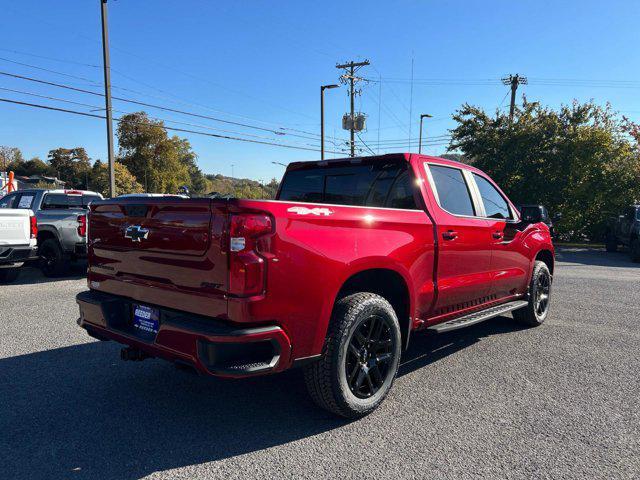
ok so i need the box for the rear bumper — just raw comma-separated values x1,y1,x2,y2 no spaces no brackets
0,245,37,266
76,290,292,378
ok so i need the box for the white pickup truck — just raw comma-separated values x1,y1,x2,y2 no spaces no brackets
0,206,37,282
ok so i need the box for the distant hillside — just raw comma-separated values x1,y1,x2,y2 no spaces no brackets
204,174,280,199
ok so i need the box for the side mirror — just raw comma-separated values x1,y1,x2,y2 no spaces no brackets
552,212,562,222
519,206,543,223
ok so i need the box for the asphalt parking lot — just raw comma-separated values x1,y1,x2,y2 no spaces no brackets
1,248,638,480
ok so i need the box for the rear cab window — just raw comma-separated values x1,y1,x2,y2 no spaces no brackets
0,193,17,208
278,160,419,210
42,193,100,210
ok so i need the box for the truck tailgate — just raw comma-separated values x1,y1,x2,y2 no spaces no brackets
88,198,228,318
0,209,31,246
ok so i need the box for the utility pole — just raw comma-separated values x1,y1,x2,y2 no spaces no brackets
418,114,433,154
320,84,339,160
501,74,527,123
100,0,116,197
336,60,369,157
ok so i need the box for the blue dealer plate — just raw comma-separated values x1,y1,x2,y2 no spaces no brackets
132,304,160,337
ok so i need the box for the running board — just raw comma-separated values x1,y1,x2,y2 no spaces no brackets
427,300,529,333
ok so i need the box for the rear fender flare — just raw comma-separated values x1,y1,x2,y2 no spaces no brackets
310,257,415,355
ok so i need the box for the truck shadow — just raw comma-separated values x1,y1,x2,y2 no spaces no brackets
0,316,522,480
398,315,527,377
7,264,86,285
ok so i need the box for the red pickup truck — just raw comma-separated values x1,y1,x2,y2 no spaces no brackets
77,154,554,418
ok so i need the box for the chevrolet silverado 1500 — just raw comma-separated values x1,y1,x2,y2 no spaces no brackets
0,189,102,276
77,154,555,417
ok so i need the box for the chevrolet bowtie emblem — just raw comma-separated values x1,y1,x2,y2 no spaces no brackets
124,225,149,242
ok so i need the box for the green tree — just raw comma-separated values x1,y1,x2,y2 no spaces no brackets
116,112,192,194
449,99,640,240
90,160,144,197
170,136,208,194
47,147,92,188
1,146,24,172
17,158,53,177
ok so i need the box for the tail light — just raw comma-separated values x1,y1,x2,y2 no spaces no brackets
77,214,87,237
228,213,273,296
30,216,37,239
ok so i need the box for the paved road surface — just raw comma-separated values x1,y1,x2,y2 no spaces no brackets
1,249,638,479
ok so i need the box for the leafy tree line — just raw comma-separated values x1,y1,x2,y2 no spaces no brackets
1,111,280,198
448,99,640,241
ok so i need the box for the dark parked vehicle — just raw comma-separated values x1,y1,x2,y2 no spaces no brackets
605,205,640,262
0,189,103,275
518,205,558,237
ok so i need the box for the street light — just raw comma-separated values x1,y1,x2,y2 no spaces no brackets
271,161,288,167
418,113,433,154
321,84,340,160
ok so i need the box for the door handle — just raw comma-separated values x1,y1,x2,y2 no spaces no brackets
442,230,458,240
492,232,504,240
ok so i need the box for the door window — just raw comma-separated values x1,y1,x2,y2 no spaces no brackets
428,165,475,216
473,174,512,220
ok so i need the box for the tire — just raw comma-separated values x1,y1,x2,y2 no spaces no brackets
303,292,402,419
0,267,20,283
605,232,618,252
630,238,640,263
39,239,68,277
513,260,552,327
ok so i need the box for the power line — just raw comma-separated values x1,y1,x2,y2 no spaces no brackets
0,96,350,155
0,48,101,68
0,69,342,144
0,86,335,148
356,132,376,156
0,56,101,86
0,54,342,140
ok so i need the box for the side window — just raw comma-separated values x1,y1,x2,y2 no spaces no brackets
386,171,418,209
0,193,17,208
473,174,512,220
16,194,35,209
428,165,475,216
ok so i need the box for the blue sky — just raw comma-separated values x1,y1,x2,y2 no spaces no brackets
1,0,638,182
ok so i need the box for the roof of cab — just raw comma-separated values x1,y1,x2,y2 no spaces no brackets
286,153,480,174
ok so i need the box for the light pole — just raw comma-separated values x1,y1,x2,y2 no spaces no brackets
320,84,339,160
271,161,287,167
418,113,433,154
100,0,115,198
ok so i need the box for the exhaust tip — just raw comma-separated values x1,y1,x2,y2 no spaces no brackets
120,346,150,361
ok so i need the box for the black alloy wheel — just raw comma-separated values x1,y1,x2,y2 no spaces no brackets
534,268,551,317
345,314,395,399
